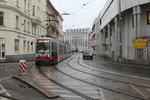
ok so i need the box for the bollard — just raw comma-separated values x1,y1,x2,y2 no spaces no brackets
19,60,27,75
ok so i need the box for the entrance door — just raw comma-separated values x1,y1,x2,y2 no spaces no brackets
0,39,5,59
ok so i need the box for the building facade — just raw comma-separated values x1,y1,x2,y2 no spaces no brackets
93,0,150,64
46,0,63,41
0,0,47,61
64,28,91,52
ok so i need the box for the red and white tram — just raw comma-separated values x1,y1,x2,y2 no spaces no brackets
35,36,71,66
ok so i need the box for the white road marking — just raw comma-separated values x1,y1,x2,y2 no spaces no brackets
129,85,146,98
0,84,11,97
79,55,150,81
52,89,101,94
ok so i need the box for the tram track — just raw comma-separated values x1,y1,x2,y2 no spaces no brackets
69,55,150,89
37,66,97,100
54,54,149,100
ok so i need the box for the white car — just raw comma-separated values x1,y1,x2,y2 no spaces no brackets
83,49,93,59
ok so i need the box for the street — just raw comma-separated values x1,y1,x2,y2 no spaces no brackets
0,53,150,100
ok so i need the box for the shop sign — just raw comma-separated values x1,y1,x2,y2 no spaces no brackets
132,39,148,48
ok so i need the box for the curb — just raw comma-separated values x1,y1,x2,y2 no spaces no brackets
109,62,150,70
13,75,62,99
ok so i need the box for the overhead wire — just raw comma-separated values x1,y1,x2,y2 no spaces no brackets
73,0,98,15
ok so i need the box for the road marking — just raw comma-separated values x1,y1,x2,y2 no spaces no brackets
0,75,13,82
0,84,11,97
52,89,102,94
129,85,146,98
79,55,150,81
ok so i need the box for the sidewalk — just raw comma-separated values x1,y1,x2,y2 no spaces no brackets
13,75,62,100
94,56,150,70
0,84,11,100
13,65,64,100
0,62,64,100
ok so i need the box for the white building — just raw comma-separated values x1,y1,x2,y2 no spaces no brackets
64,28,91,52
93,0,150,64
0,0,47,61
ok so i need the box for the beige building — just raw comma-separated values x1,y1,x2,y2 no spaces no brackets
46,0,63,41
0,0,47,61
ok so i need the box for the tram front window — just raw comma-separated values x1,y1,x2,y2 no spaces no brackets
36,40,51,54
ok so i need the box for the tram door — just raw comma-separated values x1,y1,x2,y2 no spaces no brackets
0,39,5,59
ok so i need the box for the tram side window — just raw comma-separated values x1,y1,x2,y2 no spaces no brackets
59,43,62,55
52,42,57,56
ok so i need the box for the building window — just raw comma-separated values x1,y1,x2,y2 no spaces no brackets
23,40,26,52
24,20,26,31
100,19,102,25
32,5,35,16
24,0,27,12
16,0,19,7
15,39,20,52
31,41,33,52
16,16,19,29
0,12,4,25
37,7,40,16
28,3,30,14
105,45,108,51
132,15,134,27
105,30,108,39
27,41,30,52
32,24,36,34
28,22,30,32
147,11,150,25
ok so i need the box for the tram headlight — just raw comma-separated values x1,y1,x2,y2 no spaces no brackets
36,55,39,57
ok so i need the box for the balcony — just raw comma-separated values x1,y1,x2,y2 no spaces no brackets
31,16,41,25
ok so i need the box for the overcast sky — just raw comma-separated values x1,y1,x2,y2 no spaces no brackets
50,0,107,31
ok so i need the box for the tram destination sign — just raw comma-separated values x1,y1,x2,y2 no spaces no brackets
38,40,50,43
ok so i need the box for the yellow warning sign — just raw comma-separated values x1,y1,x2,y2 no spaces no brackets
132,39,148,48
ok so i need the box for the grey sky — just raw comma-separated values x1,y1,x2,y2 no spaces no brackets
50,0,107,30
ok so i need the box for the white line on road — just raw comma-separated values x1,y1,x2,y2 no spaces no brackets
79,55,150,81
129,85,146,98
0,84,11,97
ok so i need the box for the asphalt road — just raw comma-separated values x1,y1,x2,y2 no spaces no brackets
32,54,150,100
0,54,150,100
82,55,150,78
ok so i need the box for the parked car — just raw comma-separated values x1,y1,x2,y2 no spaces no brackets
83,49,93,59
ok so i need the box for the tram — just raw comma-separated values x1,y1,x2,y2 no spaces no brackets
35,36,71,66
